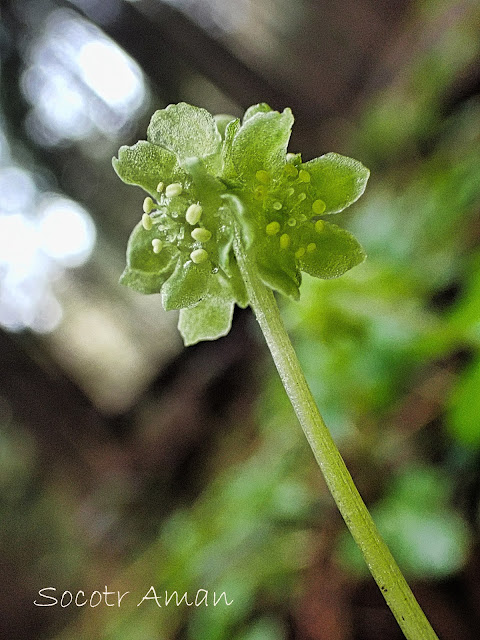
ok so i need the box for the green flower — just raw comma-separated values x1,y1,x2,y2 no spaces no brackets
113,102,368,344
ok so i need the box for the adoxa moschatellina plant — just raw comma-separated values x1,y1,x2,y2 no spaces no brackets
114,102,439,640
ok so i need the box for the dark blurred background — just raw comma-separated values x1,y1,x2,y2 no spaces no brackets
1,0,480,638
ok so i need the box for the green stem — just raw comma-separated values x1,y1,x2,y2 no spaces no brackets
233,229,439,640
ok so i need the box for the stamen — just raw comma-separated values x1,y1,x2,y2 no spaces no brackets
315,220,325,233
143,197,155,214
156,181,164,193
266,221,281,236
142,213,153,231
273,201,283,210
191,227,212,242
152,239,163,253
312,199,326,214
307,243,316,252
165,183,183,198
279,233,290,249
185,203,203,225
298,170,311,183
295,247,305,258
190,248,209,264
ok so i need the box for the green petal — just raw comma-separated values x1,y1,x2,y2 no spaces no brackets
297,222,366,279
214,113,236,140
232,108,294,183
147,103,222,171
243,103,273,122
120,221,176,294
302,152,369,214
161,259,211,311
178,294,234,346
112,141,183,199
221,118,241,186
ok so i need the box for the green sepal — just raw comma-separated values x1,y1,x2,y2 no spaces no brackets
221,194,256,248
112,141,183,199
178,278,235,345
147,103,222,172
178,297,235,346
219,265,249,308
161,258,211,311
257,241,301,300
302,153,370,214
231,108,294,183
120,221,177,294
297,222,366,279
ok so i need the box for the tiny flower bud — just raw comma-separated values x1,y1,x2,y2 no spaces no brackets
295,247,305,258
307,242,316,252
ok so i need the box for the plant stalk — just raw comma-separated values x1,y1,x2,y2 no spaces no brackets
233,228,439,640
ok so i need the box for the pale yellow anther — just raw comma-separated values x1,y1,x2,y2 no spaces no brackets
286,153,297,162
273,201,282,210
152,239,163,253
143,197,155,214
191,227,212,242
307,242,316,252
255,170,270,184
156,181,164,193
190,248,209,264
286,187,295,196
315,219,325,233
279,233,290,249
298,192,306,202
312,199,326,215
287,218,297,226
295,247,305,258
165,182,183,198
266,221,281,236
185,203,203,225
142,213,153,231
298,170,311,183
